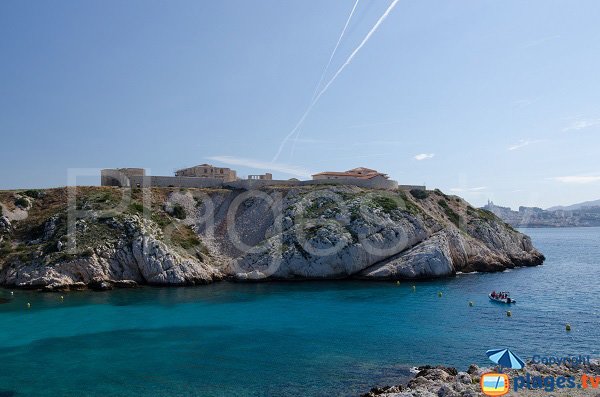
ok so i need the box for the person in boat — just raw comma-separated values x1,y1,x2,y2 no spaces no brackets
492,291,497,298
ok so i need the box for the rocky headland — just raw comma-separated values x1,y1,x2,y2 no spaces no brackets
0,185,544,291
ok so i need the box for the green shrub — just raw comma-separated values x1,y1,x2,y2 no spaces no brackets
0,241,11,256
410,189,428,199
128,202,146,214
438,199,460,226
171,225,205,252
373,196,399,213
14,197,29,208
23,190,42,199
397,191,421,215
476,208,497,221
172,204,186,220
152,213,171,228
445,209,460,227
92,192,114,203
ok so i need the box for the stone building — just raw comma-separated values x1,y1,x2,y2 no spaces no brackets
100,168,146,187
174,164,237,182
247,173,272,180
100,165,402,191
312,167,389,182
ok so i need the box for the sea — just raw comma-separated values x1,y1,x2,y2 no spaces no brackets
0,227,598,396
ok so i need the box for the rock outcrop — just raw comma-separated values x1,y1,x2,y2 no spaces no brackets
0,214,221,291
222,187,543,280
361,361,600,397
0,186,544,290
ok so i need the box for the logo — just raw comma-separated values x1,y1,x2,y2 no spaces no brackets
481,373,510,396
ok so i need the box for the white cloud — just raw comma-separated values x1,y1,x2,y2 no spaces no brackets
450,186,487,193
414,153,435,161
522,35,561,49
207,156,313,178
563,118,600,132
552,175,600,184
508,139,542,151
513,98,537,109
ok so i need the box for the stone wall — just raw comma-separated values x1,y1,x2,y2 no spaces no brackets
303,177,398,190
101,168,145,187
398,184,426,191
105,172,401,191
226,177,397,190
174,164,237,182
128,176,224,189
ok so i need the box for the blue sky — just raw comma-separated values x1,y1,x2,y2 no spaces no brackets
1,0,599,208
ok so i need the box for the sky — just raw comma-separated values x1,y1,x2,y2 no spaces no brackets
1,0,599,209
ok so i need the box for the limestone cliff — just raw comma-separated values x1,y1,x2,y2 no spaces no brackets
0,186,544,290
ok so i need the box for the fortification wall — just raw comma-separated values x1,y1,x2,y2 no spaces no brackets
101,168,145,187
226,177,398,190
302,178,398,190
128,176,224,189
398,185,426,191
105,173,400,191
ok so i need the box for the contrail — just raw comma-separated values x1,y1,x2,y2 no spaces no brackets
288,0,360,160
311,0,360,102
273,0,400,162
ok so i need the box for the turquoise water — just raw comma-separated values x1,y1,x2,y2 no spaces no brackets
1,227,599,396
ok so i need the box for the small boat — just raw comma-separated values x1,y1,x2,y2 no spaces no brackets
489,291,516,304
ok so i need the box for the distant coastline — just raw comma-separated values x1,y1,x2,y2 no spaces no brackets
482,201,600,228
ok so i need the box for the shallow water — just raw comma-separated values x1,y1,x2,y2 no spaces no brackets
0,227,598,396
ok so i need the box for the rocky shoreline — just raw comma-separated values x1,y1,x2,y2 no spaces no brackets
1,186,544,291
361,361,600,397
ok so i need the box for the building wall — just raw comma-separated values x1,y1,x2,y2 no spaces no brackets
102,172,399,191
175,165,237,182
128,175,224,189
226,176,398,190
248,173,272,180
398,185,426,191
305,176,398,190
312,174,334,180
101,168,145,187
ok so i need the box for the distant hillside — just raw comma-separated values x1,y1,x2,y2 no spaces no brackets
483,200,600,228
547,198,600,211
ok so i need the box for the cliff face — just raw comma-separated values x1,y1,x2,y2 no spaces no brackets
0,186,544,290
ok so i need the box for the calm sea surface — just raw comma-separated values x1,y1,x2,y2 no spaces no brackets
1,227,599,396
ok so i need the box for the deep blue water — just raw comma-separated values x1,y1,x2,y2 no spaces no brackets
1,227,599,396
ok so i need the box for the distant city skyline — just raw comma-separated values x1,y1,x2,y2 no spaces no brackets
1,0,599,209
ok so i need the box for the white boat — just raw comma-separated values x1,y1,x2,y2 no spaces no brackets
489,292,516,304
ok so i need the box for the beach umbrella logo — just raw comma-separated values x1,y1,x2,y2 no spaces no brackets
486,348,526,370
480,373,510,396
